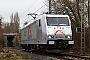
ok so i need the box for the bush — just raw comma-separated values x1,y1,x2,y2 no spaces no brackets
0,38,4,47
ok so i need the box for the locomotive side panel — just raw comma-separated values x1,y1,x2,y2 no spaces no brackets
21,20,38,44
28,21,37,44
39,15,47,44
21,26,28,44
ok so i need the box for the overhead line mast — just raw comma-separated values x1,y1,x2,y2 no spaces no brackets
49,0,55,14
49,0,51,14
79,0,88,55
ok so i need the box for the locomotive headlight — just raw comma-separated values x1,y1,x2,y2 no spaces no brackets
65,36,71,38
48,36,52,38
67,36,71,38
48,35,54,39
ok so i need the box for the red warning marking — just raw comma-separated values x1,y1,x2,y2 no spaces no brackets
28,26,32,35
54,30,64,34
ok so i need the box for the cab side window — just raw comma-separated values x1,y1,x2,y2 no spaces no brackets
39,19,41,27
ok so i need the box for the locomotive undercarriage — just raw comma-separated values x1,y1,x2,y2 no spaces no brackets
21,40,73,53
46,40,73,53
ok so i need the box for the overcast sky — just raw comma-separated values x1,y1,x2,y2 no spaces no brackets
0,0,47,27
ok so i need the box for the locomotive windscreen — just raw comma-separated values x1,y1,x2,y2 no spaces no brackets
46,17,69,26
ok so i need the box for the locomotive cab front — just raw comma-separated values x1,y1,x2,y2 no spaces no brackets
45,15,74,52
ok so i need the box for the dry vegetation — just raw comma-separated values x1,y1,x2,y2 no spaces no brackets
0,49,35,60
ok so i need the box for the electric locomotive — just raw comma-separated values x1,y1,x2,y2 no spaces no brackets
21,14,74,53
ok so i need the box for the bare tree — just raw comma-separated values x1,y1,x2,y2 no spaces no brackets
14,12,20,33
0,15,3,38
48,0,88,26
0,15,4,47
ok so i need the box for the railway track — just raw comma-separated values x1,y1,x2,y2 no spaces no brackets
3,47,90,60
33,52,90,60
58,54,90,60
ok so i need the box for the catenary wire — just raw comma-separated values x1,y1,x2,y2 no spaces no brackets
20,4,46,24
42,0,49,7
20,0,37,17
34,4,46,13
20,0,46,25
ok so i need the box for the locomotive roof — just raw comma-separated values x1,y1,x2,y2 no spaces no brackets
45,14,69,17
21,19,36,29
21,14,69,29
